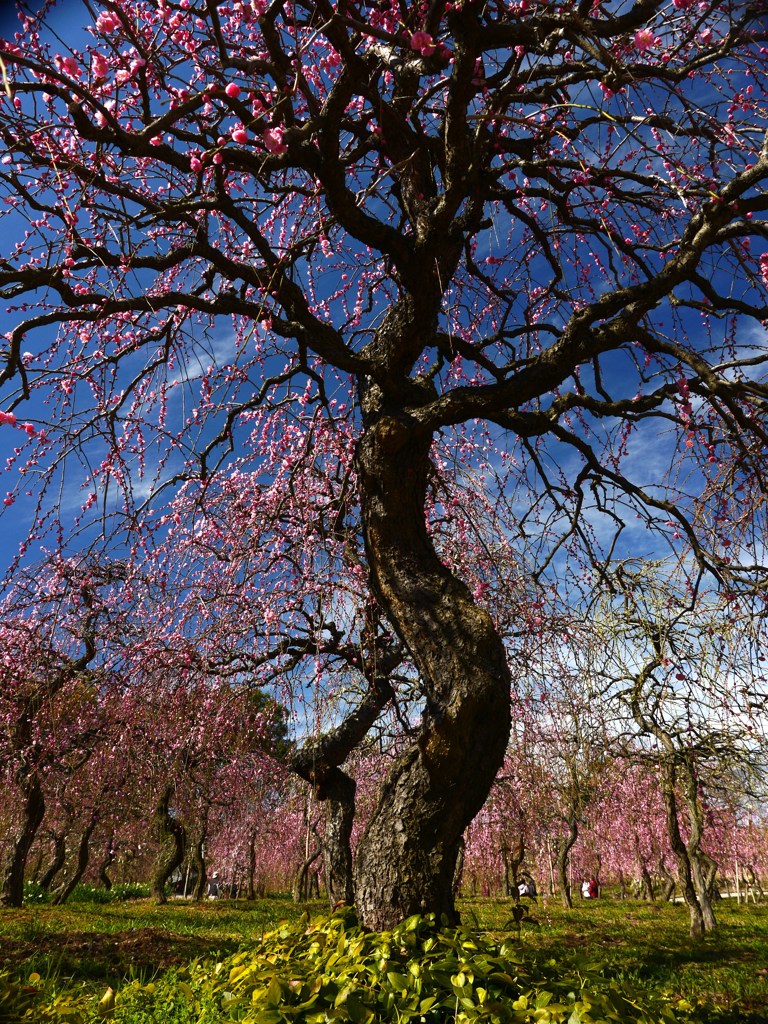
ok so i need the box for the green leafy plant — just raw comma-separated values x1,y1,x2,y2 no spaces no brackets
107,909,710,1024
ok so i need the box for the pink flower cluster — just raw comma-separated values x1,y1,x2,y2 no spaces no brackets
96,11,121,33
633,29,660,53
410,31,435,57
0,410,35,435
263,125,287,154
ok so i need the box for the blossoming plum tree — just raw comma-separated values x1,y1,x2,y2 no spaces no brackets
0,0,767,928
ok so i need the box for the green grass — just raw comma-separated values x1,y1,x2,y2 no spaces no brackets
1,892,766,1022
463,893,768,1018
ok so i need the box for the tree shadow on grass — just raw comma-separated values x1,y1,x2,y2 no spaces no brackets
0,926,241,983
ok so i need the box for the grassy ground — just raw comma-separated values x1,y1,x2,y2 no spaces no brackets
1,892,767,1021
463,894,768,1018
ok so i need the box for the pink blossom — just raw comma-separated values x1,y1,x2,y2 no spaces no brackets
189,155,203,172
54,54,82,79
262,126,287,154
409,32,435,57
22,423,36,436
95,11,120,33
633,29,659,53
231,126,249,144
699,28,713,45
91,52,109,78
0,411,17,426
672,0,695,8
225,82,241,99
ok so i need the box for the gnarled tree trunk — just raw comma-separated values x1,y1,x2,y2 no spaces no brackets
658,858,677,902
0,773,45,908
39,832,67,891
52,814,97,905
659,760,704,939
151,785,187,905
97,834,116,890
554,814,579,909
293,846,322,902
353,412,511,930
634,832,655,900
501,835,525,897
191,828,208,902
681,757,717,932
322,769,356,906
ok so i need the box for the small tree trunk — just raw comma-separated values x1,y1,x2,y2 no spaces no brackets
151,785,187,905
453,835,466,896
0,773,46,908
246,835,257,900
658,859,676,901
191,831,208,902
554,816,578,909
51,815,97,905
97,836,116,891
322,769,356,905
500,835,525,897
293,847,322,902
29,847,45,884
633,834,655,900
39,833,67,891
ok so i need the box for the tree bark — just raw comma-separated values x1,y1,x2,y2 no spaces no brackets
354,411,511,930
321,768,356,905
0,773,46,908
151,785,187,904
246,835,257,899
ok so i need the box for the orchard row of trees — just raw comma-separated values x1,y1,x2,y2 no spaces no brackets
2,547,766,944
0,0,766,938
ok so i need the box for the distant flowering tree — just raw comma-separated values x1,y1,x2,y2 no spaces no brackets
0,557,129,907
1,0,767,928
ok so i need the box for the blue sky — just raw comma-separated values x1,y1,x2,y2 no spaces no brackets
0,0,765,601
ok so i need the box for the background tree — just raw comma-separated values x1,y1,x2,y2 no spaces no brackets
0,0,767,928
585,562,768,937
0,558,130,907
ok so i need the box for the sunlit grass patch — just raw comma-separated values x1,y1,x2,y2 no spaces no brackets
1,894,767,1021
